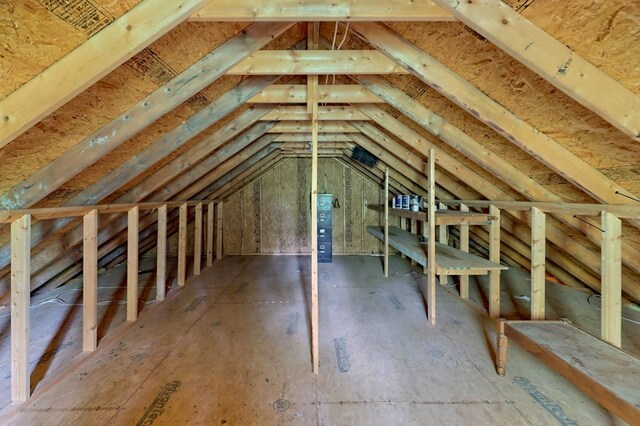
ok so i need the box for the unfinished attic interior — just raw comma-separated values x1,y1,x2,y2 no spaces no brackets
1,0,640,423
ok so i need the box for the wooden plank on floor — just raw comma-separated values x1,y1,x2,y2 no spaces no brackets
505,321,640,425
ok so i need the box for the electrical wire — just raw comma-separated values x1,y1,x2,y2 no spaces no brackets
587,294,640,326
0,285,158,321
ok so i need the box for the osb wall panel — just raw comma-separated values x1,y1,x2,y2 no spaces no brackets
224,158,395,255
0,0,141,98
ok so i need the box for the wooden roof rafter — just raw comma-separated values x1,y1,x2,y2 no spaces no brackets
0,21,295,211
349,22,640,211
0,0,209,149
434,0,640,142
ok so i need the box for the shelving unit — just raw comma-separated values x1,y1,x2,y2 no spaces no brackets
367,149,506,324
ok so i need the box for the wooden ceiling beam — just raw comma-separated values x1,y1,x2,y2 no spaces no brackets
268,121,359,133
0,0,209,150
190,0,454,21
261,106,370,121
248,84,383,104
349,22,640,209
434,0,640,142
227,51,409,75
0,21,295,211
274,134,354,142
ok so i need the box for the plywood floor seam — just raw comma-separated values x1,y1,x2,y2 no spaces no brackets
0,255,635,425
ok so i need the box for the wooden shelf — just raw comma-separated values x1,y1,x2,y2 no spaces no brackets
367,226,506,275
368,205,494,225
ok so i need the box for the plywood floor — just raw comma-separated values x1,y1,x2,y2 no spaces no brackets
0,255,634,425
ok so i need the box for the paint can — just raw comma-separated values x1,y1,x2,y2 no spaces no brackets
402,195,410,210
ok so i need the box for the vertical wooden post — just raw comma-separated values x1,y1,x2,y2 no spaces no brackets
83,209,98,352
384,167,389,277
194,202,203,276
488,205,501,319
410,219,417,266
127,206,139,321
601,211,622,347
178,203,188,286
11,214,31,402
496,319,508,376
427,149,436,325
156,204,167,301
400,216,407,259
206,202,214,267
437,202,447,285
216,202,223,260
530,207,546,320
459,203,470,299
308,21,320,375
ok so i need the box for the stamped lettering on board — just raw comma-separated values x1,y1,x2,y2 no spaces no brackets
125,48,211,113
334,337,351,373
38,0,113,37
136,380,182,426
513,376,578,426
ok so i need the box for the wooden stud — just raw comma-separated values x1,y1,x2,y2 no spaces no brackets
11,214,31,402
0,0,209,149
427,149,436,325
309,22,320,374
384,167,389,278
437,202,447,285
489,205,501,319
530,207,546,320
127,206,139,321
156,204,167,302
400,216,407,260
190,0,454,22
216,202,223,260
83,209,98,352
410,219,417,266
194,203,203,276
459,204,470,299
207,202,214,267
496,319,508,376
601,211,622,347
178,204,188,286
